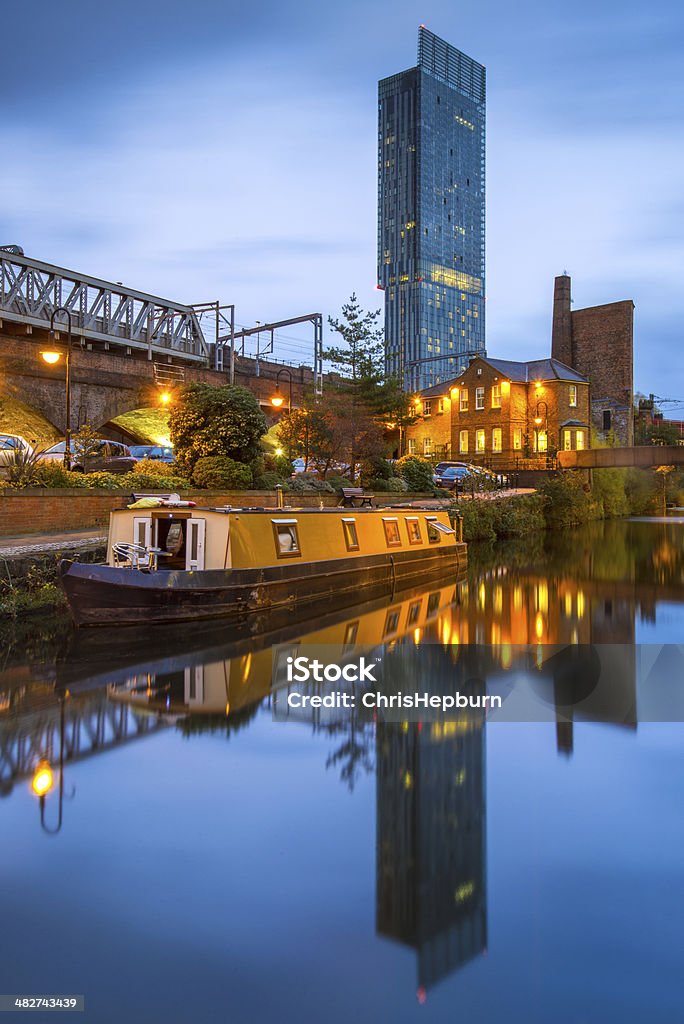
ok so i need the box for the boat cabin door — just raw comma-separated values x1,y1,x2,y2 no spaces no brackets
186,518,205,571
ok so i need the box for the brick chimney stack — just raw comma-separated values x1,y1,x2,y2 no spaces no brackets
551,274,573,367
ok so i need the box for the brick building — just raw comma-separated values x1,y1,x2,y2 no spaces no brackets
406,355,590,467
551,274,634,445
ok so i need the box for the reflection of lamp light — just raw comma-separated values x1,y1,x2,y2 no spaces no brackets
32,760,54,798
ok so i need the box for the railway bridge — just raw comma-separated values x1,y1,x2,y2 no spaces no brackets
0,249,323,437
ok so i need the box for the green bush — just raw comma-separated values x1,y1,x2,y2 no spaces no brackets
131,458,177,479
367,477,392,492
592,468,630,518
364,455,393,481
170,383,267,478
454,499,497,542
538,471,599,529
32,463,89,488
326,474,350,491
396,455,434,492
490,494,545,537
120,471,189,491
387,476,408,492
82,471,124,490
191,456,253,490
289,474,334,493
253,471,290,491
624,468,658,515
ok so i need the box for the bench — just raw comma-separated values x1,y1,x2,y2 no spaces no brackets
338,487,375,508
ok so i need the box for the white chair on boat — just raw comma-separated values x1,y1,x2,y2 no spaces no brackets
112,542,157,570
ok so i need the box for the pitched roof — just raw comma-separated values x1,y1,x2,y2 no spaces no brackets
485,357,588,384
418,378,460,398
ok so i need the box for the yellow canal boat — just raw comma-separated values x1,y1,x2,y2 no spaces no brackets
59,500,466,627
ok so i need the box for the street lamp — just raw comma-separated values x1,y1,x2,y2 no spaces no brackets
534,400,548,454
31,695,73,836
41,308,74,470
270,368,293,413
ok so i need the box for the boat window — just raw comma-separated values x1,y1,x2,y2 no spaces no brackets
407,600,422,625
383,607,401,637
343,621,359,650
382,517,402,547
272,519,301,557
426,517,441,543
405,517,422,545
426,591,441,618
341,517,360,551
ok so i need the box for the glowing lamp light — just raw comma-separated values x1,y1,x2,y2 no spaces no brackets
501,380,510,394
159,391,171,405
275,447,284,457
270,385,285,409
41,350,61,365
32,760,54,798
534,416,542,426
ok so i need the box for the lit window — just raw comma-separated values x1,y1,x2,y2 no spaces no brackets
437,397,446,414
475,387,484,410
576,430,585,450
423,437,433,455
459,430,468,454
342,518,359,551
406,518,422,545
569,384,577,407
383,518,402,547
564,430,572,451
476,429,485,452
407,438,416,456
423,399,432,417
535,430,548,453
492,428,502,453
272,520,301,558
460,390,469,412
513,427,522,451
491,384,501,409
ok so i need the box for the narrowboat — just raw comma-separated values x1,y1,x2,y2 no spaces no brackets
59,500,467,627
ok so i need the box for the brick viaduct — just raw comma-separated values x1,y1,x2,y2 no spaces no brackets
0,324,316,435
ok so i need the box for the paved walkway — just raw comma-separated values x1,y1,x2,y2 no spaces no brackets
0,528,106,558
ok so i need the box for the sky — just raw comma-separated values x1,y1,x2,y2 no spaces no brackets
2,0,683,399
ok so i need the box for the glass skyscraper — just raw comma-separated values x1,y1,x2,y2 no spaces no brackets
378,27,486,390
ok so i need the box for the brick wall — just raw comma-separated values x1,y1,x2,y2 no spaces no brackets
570,301,634,445
407,393,453,458
0,490,432,537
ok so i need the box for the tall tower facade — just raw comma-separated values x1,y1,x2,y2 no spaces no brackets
378,27,486,391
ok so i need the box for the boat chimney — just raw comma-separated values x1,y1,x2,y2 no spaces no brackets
275,484,284,509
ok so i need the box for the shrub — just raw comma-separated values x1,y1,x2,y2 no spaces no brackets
387,476,408,493
82,471,124,490
591,468,630,518
120,471,189,491
32,463,89,488
289,474,334,493
131,458,177,478
624,468,659,515
170,383,267,478
454,499,497,542
364,455,393,481
538,471,599,529
326,474,350,491
367,478,392,492
192,456,253,490
395,455,434,492
253,471,290,491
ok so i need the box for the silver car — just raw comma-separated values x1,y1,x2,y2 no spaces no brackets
0,433,34,474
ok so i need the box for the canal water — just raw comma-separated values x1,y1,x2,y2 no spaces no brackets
1,518,683,1023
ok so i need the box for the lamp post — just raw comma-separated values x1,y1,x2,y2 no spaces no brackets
534,400,548,454
42,308,74,470
31,695,73,836
270,368,293,413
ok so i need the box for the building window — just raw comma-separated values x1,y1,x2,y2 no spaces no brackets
423,399,432,417
491,384,501,409
407,438,416,456
475,387,485,410
423,437,433,456
492,428,502,453
563,430,572,451
272,520,301,558
513,427,522,451
476,429,485,452
459,430,468,454
341,518,359,551
569,385,577,407
405,517,422,545
576,430,586,450
534,430,548,453
602,410,612,431
437,398,446,414
460,390,468,412
383,518,402,547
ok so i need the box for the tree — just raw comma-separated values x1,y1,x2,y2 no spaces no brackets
169,384,267,477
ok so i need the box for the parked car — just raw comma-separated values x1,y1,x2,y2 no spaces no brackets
432,460,469,484
434,465,478,492
0,433,34,475
467,465,510,488
38,439,137,474
129,445,175,464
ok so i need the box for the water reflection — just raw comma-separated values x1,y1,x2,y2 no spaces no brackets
1,519,684,1002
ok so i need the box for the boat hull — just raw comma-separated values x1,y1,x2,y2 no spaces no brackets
60,545,467,627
